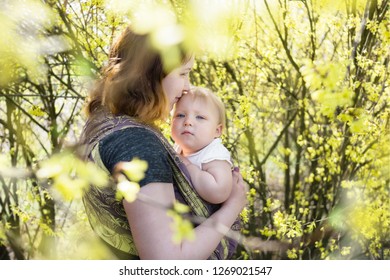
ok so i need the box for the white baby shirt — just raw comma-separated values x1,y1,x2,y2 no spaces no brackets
177,138,233,169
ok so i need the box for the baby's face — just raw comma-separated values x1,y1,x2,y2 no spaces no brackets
171,95,222,156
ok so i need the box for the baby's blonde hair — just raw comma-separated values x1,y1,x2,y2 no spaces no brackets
185,86,226,129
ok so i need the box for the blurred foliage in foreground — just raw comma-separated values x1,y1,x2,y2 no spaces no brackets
0,0,389,260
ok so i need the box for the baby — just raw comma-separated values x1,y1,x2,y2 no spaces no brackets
171,86,232,204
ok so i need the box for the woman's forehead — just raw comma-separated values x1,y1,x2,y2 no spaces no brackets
181,56,194,70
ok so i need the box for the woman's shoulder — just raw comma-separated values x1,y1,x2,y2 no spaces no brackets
100,126,167,156
98,126,173,185
99,126,168,172
102,126,159,145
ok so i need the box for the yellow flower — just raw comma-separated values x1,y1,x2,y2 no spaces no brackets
116,179,140,203
120,158,148,182
167,210,195,244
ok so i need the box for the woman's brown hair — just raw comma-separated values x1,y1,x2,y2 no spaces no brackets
86,26,190,124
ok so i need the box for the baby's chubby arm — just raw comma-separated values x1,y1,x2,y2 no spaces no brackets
181,156,233,204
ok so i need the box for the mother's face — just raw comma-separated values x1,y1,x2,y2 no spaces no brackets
162,57,194,110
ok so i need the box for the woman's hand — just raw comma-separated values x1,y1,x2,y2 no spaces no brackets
223,167,248,212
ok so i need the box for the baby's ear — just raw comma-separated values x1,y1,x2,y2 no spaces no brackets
215,124,223,137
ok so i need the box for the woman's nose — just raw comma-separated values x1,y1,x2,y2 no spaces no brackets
183,79,190,92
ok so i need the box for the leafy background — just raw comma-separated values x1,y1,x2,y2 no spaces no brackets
0,0,389,260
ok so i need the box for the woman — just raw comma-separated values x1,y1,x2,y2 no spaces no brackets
79,25,247,260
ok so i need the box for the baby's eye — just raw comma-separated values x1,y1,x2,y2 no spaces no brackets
176,113,185,118
196,115,206,120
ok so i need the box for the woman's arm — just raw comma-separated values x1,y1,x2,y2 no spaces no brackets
184,159,232,204
123,170,246,259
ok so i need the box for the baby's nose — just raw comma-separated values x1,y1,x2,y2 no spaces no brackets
184,118,192,126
